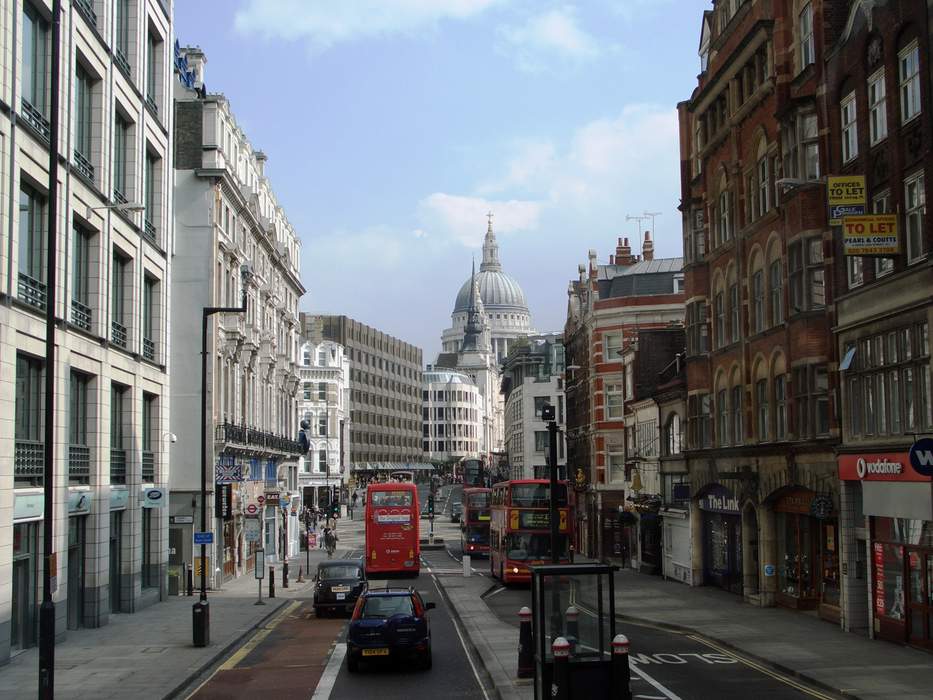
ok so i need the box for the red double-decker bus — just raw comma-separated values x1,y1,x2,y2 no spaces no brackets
489,479,572,584
460,487,491,556
365,482,420,576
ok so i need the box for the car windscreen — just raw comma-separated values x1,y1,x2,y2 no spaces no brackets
320,565,361,580
370,491,413,507
361,596,415,618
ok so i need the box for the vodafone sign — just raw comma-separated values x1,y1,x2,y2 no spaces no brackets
838,452,932,482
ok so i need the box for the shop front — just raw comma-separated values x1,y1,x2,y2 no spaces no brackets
698,485,742,594
839,449,933,650
772,488,840,622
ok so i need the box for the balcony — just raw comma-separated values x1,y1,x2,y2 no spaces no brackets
18,273,47,311
110,448,127,484
142,337,156,362
15,440,44,487
69,445,91,485
113,188,128,206
71,299,92,331
111,320,127,348
73,149,95,181
21,99,50,141
114,48,131,78
74,0,96,26
215,421,304,455
145,94,158,116
143,219,157,245
142,451,155,482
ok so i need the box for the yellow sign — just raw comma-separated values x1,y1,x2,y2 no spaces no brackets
842,215,899,256
559,510,568,532
828,175,866,225
193,557,210,578
510,509,519,530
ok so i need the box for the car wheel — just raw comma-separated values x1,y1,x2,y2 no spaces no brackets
422,650,433,670
347,655,359,673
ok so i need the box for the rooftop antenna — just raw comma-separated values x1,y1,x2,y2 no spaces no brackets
625,214,649,239
643,211,662,239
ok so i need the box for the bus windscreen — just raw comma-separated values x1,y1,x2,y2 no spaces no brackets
467,492,489,508
370,491,413,507
510,483,568,508
505,533,570,561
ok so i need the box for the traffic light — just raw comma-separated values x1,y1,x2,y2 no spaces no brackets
331,501,340,518
428,495,435,516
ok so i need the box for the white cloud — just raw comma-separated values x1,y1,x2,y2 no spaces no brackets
498,6,600,71
234,0,505,49
417,193,543,246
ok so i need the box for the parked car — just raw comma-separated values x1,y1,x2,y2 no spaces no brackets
346,587,435,672
450,501,462,523
313,560,367,617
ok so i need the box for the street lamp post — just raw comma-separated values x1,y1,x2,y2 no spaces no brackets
543,404,560,564
193,264,253,647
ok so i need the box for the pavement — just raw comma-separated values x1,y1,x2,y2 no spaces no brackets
0,548,338,700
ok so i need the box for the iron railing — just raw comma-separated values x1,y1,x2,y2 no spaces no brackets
113,187,128,205
15,440,44,487
73,149,94,181
18,273,47,310
71,299,92,331
21,99,50,141
142,451,155,482
73,0,96,26
145,94,158,116
112,320,127,348
114,48,131,77
142,337,156,362
143,219,157,244
110,448,127,484
216,421,304,455
69,444,91,485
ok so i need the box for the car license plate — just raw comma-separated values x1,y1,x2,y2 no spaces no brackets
336,593,346,600
362,648,390,657
332,585,351,592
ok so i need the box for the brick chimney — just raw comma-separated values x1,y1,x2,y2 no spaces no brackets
615,237,634,266
642,231,654,261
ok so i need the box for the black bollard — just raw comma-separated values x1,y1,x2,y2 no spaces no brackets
551,637,570,700
269,566,276,598
186,563,194,597
517,607,534,678
565,605,579,655
283,561,289,588
612,634,631,700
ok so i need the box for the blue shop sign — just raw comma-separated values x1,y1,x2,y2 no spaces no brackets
909,438,933,478
697,485,740,514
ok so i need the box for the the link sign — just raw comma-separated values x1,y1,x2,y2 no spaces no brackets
842,214,898,256
827,175,866,225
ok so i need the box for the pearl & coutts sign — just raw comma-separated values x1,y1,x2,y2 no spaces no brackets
842,214,898,256
837,452,932,482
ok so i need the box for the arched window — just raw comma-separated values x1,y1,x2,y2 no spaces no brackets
767,240,784,327
749,251,765,334
730,368,744,445
757,138,770,217
716,174,732,246
754,360,769,441
716,374,730,446
727,265,740,343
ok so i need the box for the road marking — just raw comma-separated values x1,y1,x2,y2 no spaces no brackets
310,642,346,700
484,585,507,599
431,574,491,700
183,600,299,698
629,664,684,700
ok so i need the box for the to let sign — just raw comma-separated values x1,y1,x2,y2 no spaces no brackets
827,175,866,225
842,215,898,256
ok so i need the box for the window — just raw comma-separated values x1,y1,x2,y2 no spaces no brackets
115,0,130,68
69,371,90,451
782,112,820,181
22,3,49,133
15,354,44,450
534,431,549,452
868,70,887,144
688,208,705,262
318,450,327,473
113,114,129,202
714,291,725,347
788,237,824,312
603,333,622,361
534,396,551,418
111,383,126,451
686,301,709,355
318,413,327,437
303,383,312,401
768,260,783,326
774,375,787,439
751,269,764,333
664,413,682,455
603,380,625,420
731,384,743,444
142,276,156,360
18,185,46,310
757,154,769,217
146,32,160,110
873,191,894,276
905,172,926,262
141,510,154,588
717,388,730,446
799,2,814,70
608,453,625,483
756,379,769,441
729,283,740,343
847,255,864,289
841,93,858,162
144,152,158,240
688,394,712,449
717,189,732,245
899,41,921,123
794,365,829,438
318,382,327,400
74,65,94,179
111,252,128,347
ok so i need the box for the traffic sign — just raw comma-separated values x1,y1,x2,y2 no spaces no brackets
245,503,258,516
257,495,266,506
193,531,214,545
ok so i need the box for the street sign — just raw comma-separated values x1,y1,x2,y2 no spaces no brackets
245,503,258,516
257,495,266,506
244,517,261,543
193,531,214,545
171,515,194,524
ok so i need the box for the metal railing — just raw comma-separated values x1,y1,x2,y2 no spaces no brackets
73,149,94,181
110,448,127,484
18,273,47,310
71,299,92,331
15,440,44,487
216,421,304,455
69,445,91,485
142,337,156,362
113,187,128,205
143,219,157,244
74,0,96,26
145,94,158,116
112,320,127,348
142,451,155,482
114,48,131,77
21,99,50,141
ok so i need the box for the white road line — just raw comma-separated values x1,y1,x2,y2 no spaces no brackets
629,664,683,700
484,586,507,599
431,574,491,700
310,642,347,700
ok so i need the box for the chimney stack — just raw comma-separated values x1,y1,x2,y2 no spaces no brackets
615,237,634,266
642,231,654,261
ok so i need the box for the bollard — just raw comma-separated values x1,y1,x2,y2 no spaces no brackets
186,563,194,596
517,607,534,678
612,634,632,700
551,637,570,700
565,606,579,654
269,566,276,598
283,561,290,588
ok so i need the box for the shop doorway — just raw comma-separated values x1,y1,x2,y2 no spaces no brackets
697,485,743,594
67,516,87,630
109,511,123,614
11,522,38,651
906,548,933,649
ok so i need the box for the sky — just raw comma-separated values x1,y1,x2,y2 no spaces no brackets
174,0,710,361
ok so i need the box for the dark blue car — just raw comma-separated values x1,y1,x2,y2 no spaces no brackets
346,588,435,672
